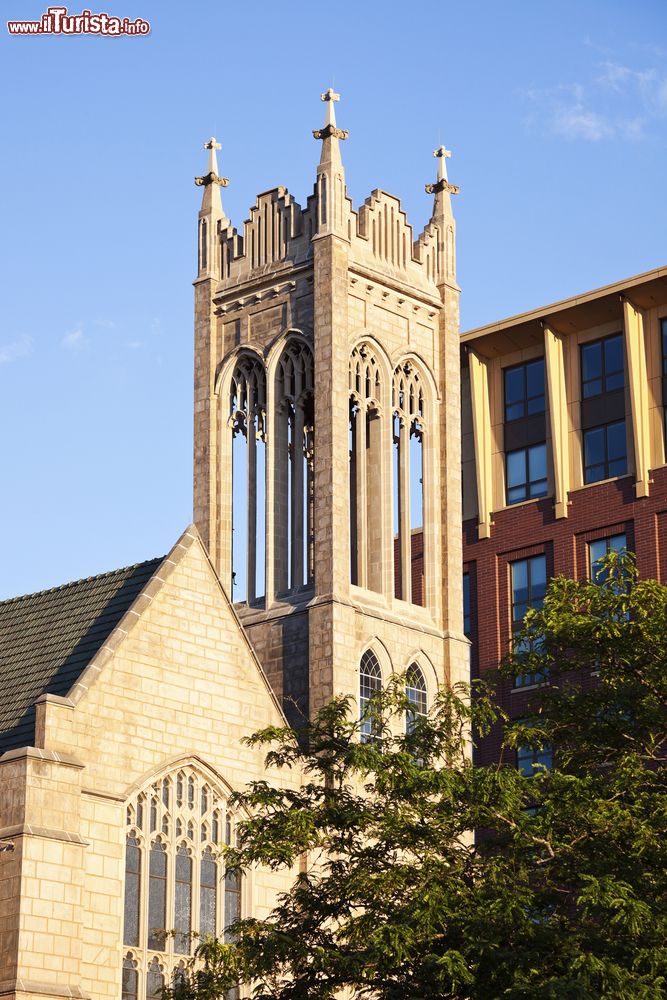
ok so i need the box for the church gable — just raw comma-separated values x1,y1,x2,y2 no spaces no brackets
39,523,287,796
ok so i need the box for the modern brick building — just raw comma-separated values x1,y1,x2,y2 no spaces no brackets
461,267,667,767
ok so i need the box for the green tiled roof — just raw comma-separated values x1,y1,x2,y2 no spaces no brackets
0,557,164,754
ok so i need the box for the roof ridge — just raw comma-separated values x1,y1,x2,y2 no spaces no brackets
0,556,165,608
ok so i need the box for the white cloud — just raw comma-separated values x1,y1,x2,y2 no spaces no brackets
522,55,667,142
552,104,612,141
94,318,116,329
0,334,33,364
61,325,87,352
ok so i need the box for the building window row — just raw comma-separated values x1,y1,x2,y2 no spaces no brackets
465,530,628,680
502,332,630,508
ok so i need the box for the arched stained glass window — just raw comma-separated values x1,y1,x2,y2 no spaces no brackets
405,663,428,734
147,841,167,952
359,650,382,743
200,847,217,939
174,845,193,954
123,836,141,948
122,764,243,995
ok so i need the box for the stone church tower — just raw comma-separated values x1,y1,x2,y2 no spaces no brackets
0,93,468,999
193,91,469,722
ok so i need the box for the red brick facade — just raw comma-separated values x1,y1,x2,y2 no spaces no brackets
463,464,667,765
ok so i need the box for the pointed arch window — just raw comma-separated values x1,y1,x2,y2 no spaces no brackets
405,663,428,733
230,355,267,606
122,765,243,994
275,341,315,593
392,361,426,606
349,345,384,592
359,649,382,743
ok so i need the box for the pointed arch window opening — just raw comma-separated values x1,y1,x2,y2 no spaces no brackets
392,363,427,607
276,343,315,595
406,663,428,734
123,766,243,993
359,649,382,743
230,357,266,606
349,346,384,594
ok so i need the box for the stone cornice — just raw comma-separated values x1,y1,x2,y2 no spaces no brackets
0,979,89,998
0,823,89,846
0,746,84,768
347,262,443,310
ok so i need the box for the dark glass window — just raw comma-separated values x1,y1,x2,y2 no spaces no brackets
123,836,141,947
359,650,382,742
504,359,545,422
405,663,428,734
517,741,553,777
147,842,167,952
581,334,624,399
589,533,626,583
662,317,667,375
200,848,217,939
463,573,471,638
511,555,547,688
224,869,242,942
174,845,192,954
583,420,627,483
506,443,548,504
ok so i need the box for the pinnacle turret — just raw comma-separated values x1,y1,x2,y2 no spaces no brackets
313,88,349,168
426,145,459,226
312,90,349,238
195,137,230,217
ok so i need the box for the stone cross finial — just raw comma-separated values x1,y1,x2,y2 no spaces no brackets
313,88,348,141
195,136,229,189
425,144,459,196
434,146,452,182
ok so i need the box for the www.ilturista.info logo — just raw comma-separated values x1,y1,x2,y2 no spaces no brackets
7,6,150,35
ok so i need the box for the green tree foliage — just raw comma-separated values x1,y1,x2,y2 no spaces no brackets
164,552,667,999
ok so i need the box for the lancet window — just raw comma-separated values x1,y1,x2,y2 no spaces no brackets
122,765,242,997
359,649,382,743
405,663,428,733
392,361,426,606
349,345,384,592
230,355,267,605
275,341,315,593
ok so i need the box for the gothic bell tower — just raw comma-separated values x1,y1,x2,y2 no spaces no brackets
193,93,469,726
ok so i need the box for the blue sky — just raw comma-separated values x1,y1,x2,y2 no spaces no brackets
1,0,666,598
